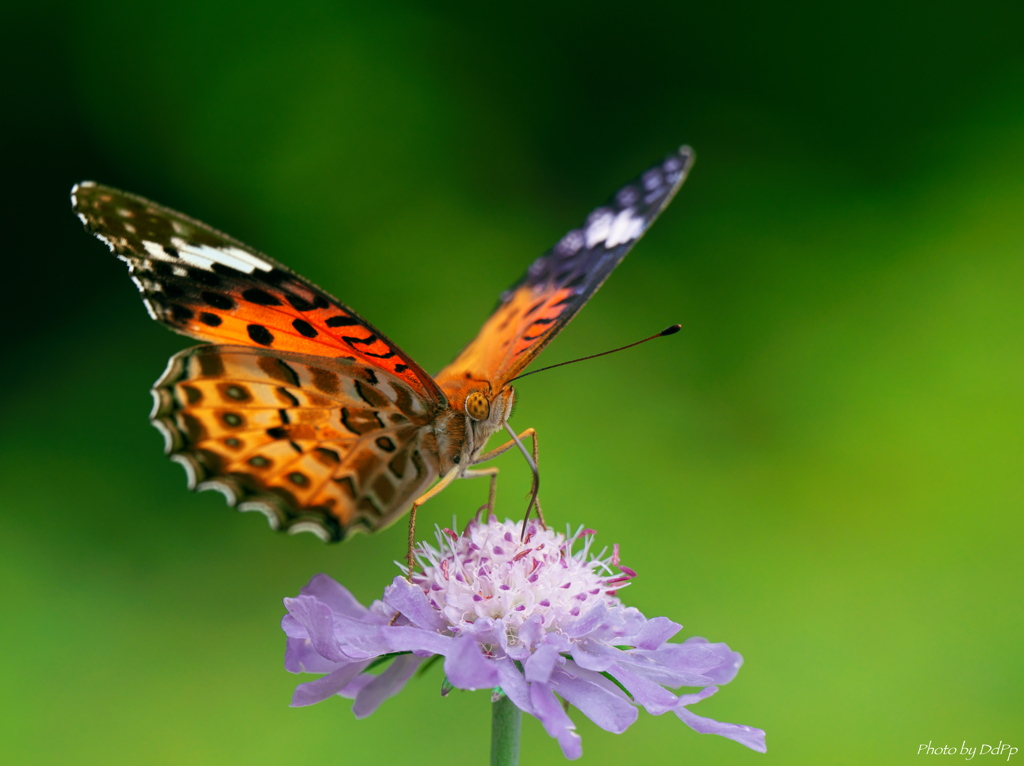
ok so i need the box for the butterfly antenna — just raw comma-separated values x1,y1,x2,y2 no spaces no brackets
508,324,682,383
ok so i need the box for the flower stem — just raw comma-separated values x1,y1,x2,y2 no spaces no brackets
490,694,522,766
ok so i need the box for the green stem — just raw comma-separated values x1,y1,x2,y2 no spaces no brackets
490,694,522,766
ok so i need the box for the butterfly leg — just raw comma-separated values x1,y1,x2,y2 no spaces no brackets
473,427,546,529
404,466,461,579
473,427,538,464
461,466,500,521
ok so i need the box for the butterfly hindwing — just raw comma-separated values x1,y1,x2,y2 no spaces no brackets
72,182,446,406
436,147,693,390
151,345,440,540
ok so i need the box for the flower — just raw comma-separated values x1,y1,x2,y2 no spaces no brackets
282,516,766,759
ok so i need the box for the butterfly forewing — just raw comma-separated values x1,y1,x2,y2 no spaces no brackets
436,147,693,390
151,345,440,540
72,182,445,406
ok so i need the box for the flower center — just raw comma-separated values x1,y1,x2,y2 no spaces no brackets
412,518,632,637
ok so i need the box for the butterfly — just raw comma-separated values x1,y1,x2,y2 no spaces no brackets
72,146,693,543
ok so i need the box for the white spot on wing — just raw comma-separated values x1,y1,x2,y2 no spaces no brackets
172,238,216,270
223,246,274,273
604,207,644,248
170,237,273,274
143,241,165,258
585,210,614,248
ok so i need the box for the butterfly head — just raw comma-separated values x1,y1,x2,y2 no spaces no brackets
433,383,515,473
465,384,515,457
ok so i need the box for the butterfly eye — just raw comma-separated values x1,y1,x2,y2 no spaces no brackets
465,391,490,422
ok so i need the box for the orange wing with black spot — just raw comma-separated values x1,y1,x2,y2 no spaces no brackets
72,182,445,407
151,345,440,541
435,147,693,391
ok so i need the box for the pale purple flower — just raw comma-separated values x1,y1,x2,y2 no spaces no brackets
282,516,766,759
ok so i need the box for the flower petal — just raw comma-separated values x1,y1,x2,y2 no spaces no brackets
524,642,563,684
300,574,371,619
381,627,499,690
630,615,682,649
335,673,376,699
383,577,447,630
675,707,767,753
622,641,742,687
530,682,582,760
563,601,608,638
284,637,346,674
290,662,369,707
351,654,424,718
552,663,637,734
283,595,352,663
570,648,616,673
589,604,646,643
604,663,680,715
681,637,744,684
444,637,499,691
281,614,307,639
516,616,544,654
676,685,718,706
460,617,502,646
383,624,452,655
493,657,536,717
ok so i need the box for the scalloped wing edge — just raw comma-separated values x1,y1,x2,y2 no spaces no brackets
147,350,381,543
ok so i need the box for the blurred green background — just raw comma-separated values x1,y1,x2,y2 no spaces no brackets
2,1,1022,763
